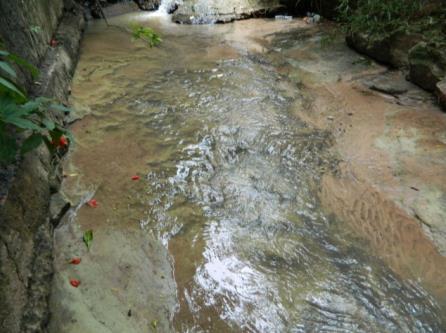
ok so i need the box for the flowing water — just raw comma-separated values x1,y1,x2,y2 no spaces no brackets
61,10,446,333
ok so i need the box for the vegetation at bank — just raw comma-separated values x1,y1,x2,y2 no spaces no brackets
0,43,72,165
337,0,446,42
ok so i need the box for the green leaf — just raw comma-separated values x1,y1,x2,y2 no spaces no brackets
0,77,26,102
20,100,41,114
50,103,71,113
83,229,93,250
63,129,75,146
0,128,17,164
6,54,39,78
21,133,43,153
42,118,55,131
0,95,20,117
4,116,41,131
0,60,17,78
0,50,10,57
30,26,42,34
49,128,64,142
151,319,158,329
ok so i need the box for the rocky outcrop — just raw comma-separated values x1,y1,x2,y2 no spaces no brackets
87,0,160,19
346,32,424,68
172,0,284,24
347,34,446,111
408,42,446,91
0,0,85,332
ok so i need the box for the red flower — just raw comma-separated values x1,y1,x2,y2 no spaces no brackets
51,135,68,148
70,258,81,265
131,175,140,181
70,279,81,288
59,136,68,147
50,38,58,47
87,199,98,208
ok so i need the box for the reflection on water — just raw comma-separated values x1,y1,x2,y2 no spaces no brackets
70,13,445,332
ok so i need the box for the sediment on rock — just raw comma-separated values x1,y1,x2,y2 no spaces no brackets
0,0,85,332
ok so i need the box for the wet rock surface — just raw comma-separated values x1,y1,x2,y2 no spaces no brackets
49,215,176,333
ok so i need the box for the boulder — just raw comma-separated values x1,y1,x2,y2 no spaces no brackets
172,0,284,24
408,42,446,91
346,32,423,68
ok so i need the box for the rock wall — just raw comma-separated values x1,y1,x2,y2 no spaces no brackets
0,1,85,332
172,0,284,24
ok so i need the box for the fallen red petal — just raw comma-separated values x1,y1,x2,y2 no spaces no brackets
70,279,81,288
70,258,81,265
131,175,140,180
87,199,98,208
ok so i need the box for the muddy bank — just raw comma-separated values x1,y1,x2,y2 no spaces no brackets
0,0,84,331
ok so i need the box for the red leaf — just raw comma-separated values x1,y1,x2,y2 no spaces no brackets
50,39,58,47
70,258,81,265
87,199,98,208
131,175,140,181
70,279,81,288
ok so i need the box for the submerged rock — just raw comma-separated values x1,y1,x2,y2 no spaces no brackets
172,0,284,24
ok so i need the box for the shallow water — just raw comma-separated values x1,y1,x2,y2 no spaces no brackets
65,13,446,332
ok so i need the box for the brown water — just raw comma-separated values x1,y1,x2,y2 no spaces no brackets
61,12,446,332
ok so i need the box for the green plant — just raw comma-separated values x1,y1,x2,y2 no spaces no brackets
337,0,424,36
83,229,93,250
130,25,162,47
0,44,72,164
336,0,446,51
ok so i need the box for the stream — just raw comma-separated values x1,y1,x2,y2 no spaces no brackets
51,8,446,333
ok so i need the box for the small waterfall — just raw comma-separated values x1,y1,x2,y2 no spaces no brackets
157,0,179,15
